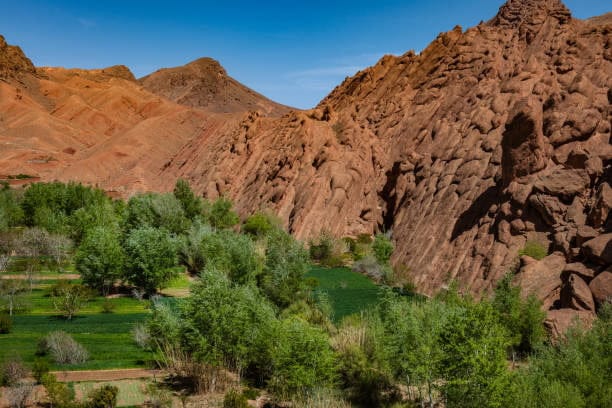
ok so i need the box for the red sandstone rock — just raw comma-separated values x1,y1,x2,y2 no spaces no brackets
589,271,612,307
544,309,595,341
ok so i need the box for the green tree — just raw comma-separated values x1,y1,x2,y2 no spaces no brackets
208,197,239,229
69,201,120,244
439,300,510,408
492,273,545,356
260,228,310,308
179,269,277,376
75,226,125,295
372,234,394,264
268,317,338,397
173,178,203,220
50,282,94,320
124,227,178,293
242,212,278,238
126,193,190,234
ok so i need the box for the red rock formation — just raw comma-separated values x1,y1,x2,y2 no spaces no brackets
140,57,290,116
0,1,610,304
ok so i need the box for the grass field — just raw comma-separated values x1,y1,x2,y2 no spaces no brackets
0,276,157,370
306,266,383,322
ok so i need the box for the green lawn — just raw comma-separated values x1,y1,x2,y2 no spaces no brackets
306,266,383,322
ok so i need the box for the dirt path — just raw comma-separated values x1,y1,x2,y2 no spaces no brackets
0,273,81,280
52,368,166,382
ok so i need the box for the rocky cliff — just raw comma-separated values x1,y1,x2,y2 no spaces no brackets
157,0,611,328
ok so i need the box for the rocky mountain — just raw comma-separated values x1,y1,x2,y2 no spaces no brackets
140,57,290,116
0,1,610,331
155,0,611,330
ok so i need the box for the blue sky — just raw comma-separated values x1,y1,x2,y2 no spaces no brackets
1,1,608,108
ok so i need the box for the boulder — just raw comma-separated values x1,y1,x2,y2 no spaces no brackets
582,234,612,264
561,263,598,282
589,271,612,307
544,309,595,342
533,168,590,200
560,274,595,311
514,253,566,310
588,183,612,228
575,225,599,247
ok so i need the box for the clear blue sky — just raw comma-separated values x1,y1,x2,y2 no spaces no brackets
1,1,608,109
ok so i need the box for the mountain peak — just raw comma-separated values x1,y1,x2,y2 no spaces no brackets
0,34,36,80
490,0,572,29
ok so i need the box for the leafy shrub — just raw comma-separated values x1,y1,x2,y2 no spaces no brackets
372,233,394,264
32,358,49,383
1,357,27,386
243,212,277,237
260,228,310,308
223,389,249,408
87,384,119,408
173,178,204,220
41,373,74,408
518,240,548,260
309,231,335,261
268,317,337,397
292,388,352,408
208,197,239,229
0,313,12,333
39,331,89,364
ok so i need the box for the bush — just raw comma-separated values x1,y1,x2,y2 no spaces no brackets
0,313,13,333
372,234,394,264
518,240,548,260
132,323,151,349
268,317,337,397
223,389,249,408
87,384,119,408
352,256,393,284
41,373,74,408
32,358,49,383
208,197,239,229
309,231,335,262
1,357,27,386
39,331,89,364
5,382,33,408
243,212,278,237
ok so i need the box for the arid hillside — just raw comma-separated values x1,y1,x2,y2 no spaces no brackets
140,57,290,116
0,0,610,327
